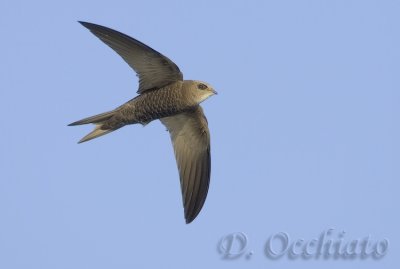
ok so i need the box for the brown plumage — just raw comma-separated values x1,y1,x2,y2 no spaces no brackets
69,21,217,224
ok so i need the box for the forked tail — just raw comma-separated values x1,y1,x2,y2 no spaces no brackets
68,109,120,143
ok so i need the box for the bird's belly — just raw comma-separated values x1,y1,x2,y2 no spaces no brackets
130,91,190,124
134,106,183,124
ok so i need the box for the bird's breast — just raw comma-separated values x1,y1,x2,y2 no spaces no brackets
130,85,192,123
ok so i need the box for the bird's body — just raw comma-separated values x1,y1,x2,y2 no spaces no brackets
124,81,188,124
69,22,216,223
116,80,211,125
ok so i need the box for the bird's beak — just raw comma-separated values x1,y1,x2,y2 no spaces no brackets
212,89,218,95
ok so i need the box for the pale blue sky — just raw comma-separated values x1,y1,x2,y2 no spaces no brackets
0,0,399,268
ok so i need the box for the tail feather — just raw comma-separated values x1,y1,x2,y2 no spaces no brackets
68,110,115,126
68,109,120,143
77,124,115,143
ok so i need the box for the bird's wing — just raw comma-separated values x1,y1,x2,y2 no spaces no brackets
79,21,183,94
160,106,211,224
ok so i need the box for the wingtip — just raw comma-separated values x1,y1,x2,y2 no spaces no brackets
185,214,196,224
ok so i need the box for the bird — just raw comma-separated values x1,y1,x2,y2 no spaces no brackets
69,21,217,224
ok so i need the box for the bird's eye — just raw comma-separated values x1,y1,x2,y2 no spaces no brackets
197,83,207,90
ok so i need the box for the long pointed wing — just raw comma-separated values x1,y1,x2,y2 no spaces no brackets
79,21,183,94
160,106,211,224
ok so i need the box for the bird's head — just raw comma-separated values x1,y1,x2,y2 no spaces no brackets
184,80,217,104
